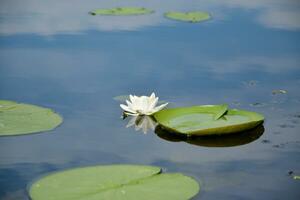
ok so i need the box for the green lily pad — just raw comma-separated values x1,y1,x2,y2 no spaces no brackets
153,105,264,136
212,104,228,120
164,11,211,23
0,100,62,136
89,7,154,16
29,165,200,200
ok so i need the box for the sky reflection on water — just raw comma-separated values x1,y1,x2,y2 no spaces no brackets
0,0,300,35
0,0,300,199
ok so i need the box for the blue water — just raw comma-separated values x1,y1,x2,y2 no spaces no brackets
1,0,300,199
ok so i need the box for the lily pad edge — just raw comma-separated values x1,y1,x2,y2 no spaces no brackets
0,100,63,137
153,105,264,136
28,164,200,200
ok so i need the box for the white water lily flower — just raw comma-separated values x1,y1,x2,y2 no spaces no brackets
126,116,157,134
120,93,168,116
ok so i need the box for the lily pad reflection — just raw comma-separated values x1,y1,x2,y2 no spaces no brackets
155,125,264,147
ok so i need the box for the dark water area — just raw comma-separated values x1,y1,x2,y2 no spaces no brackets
0,0,300,199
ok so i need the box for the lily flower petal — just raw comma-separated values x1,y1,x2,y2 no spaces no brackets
124,112,139,116
126,100,134,110
150,92,156,101
129,95,135,104
120,93,168,116
120,104,135,114
148,97,158,111
151,102,169,114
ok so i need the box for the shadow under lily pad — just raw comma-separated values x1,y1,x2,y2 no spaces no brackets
155,125,264,147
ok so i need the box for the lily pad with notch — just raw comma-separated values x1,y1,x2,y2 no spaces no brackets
155,124,264,147
89,7,154,16
0,100,62,136
164,11,211,23
29,165,200,200
153,105,264,136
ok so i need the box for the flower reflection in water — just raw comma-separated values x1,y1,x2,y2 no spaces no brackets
126,115,157,134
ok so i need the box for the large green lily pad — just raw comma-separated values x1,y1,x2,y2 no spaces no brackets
153,105,264,136
0,100,62,136
29,165,199,200
164,11,211,23
89,7,154,16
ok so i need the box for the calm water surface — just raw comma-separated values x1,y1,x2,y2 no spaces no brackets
0,0,300,199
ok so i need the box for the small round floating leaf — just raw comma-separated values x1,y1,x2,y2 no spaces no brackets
153,105,264,136
29,165,200,200
90,7,154,16
165,11,211,23
0,100,62,136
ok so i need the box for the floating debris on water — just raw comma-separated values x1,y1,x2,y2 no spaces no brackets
290,119,299,124
243,80,258,87
288,171,294,176
294,176,300,180
273,141,300,148
287,171,300,180
278,124,295,128
293,114,300,118
272,89,287,95
261,139,271,144
232,101,241,106
272,131,281,135
250,102,266,107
